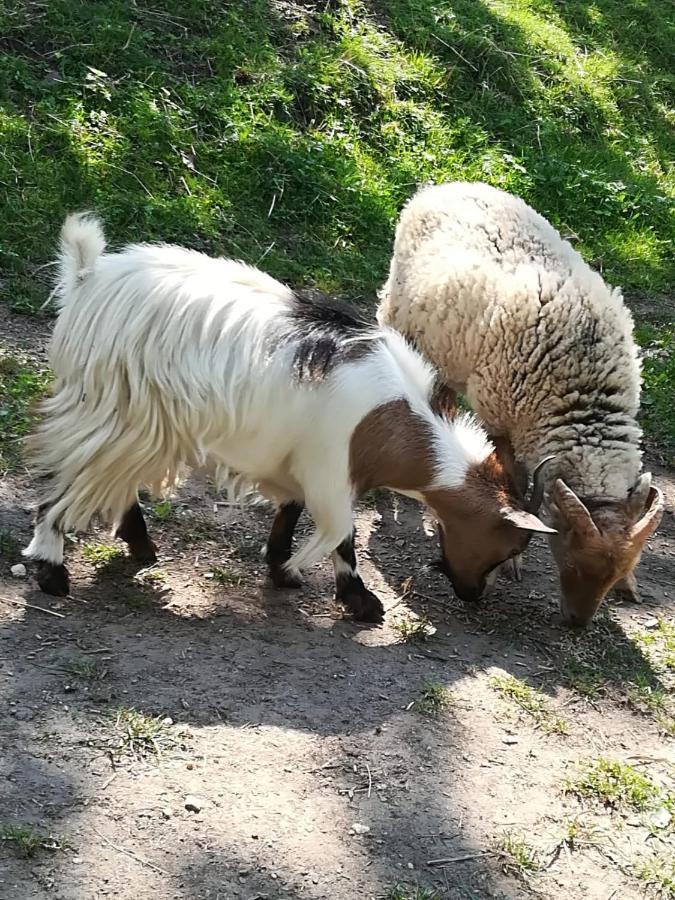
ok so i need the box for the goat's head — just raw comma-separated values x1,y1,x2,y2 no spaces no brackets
425,451,555,603
548,474,664,627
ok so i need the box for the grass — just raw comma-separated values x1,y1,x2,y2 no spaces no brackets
151,500,174,521
111,707,175,760
0,1,672,444
414,682,451,717
0,347,49,472
383,887,439,900
81,542,124,566
637,855,675,899
498,831,539,877
566,759,663,812
209,565,243,587
392,614,435,642
626,676,675,737
63,656,107,681
636,325,675,464
490,673,568,735
0,824,63,858
0,526,20,559
636,618,675,673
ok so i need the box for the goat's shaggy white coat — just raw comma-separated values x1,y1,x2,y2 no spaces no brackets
377,181,643,502
25,214,493,577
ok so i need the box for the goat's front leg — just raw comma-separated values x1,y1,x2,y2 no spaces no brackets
613,570,641,604
265,501,305,588
24,502,69,596
332,528,384,623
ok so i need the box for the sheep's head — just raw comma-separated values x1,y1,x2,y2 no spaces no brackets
426,452,555,602
548,474,665,627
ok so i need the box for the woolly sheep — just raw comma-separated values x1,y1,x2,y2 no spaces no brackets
377,181,665,626
23,213,554,620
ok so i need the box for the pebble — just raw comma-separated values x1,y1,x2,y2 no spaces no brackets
650,807,671,829
501,735,519,745
10,563,26,578
644,618,659,629
350,823,370,835
184,795,205,813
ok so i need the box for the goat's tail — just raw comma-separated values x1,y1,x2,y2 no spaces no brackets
53,212,106,307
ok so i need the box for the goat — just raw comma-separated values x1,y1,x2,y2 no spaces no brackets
24,213,554,621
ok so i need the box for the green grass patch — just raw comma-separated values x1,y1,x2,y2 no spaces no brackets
63,656,107,681
0,347,49,471
414,682,451,717
566,759,663,812
0,0,672,321
392,614,435,642
637,854,675,899
636,618,675,673
490,673,568,735
0,824,64,858
636,325,675,462
498,831,539,877
81,542,124,566
151,500,174,521
208,565,243,587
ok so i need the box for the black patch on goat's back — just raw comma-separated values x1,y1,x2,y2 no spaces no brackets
287,290,378,382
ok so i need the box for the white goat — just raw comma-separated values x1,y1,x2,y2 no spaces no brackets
24,213,553,620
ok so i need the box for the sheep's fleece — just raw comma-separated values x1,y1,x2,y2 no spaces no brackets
377,181,642,502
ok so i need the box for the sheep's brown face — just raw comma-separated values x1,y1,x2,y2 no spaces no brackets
548,476,665,627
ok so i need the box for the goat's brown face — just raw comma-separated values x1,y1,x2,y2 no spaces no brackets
549,476,664,627
425,449,555,603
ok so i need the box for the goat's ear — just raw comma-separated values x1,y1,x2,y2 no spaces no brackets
429,379,458,420
629,485,664,548
552,479,599,540
501,507,556,534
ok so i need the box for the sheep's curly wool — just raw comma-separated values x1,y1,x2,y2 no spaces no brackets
377,181,643,502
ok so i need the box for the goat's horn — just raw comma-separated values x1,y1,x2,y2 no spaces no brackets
528,455,556,513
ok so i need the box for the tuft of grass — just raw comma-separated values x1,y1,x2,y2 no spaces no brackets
490,673,568,735
414,682,451,717
209,565,243,587
392,614,435,642
636,618,675,673
64,656,107,681
81,542,124,566
566,759,662,812
558,816,604,853
636,325,675,463
0,347,49,471
383,887,439,900
627,676,675,736
151,500,174,521
0,825,64,858
498,831,539,877
111,708,175,760
637,855,675,899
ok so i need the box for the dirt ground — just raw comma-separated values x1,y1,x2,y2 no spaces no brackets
1,306,673,900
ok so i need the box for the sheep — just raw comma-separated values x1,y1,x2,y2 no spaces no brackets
23,213,555,621
377,181,665,626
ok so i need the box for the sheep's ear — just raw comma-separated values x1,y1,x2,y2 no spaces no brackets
629,485,664,549
501,508,556,534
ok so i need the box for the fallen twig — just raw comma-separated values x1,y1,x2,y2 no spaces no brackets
427,851,492,866
92,826,167,875
0,595,66,618
365,762,372,799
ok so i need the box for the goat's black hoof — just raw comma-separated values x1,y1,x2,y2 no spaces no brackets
269,566,302,589
338,585,384,624
128,539,158,564
36,561,70,597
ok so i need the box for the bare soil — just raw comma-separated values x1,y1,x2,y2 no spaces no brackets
1,307,673,900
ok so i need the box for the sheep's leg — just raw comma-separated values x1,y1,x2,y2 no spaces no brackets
264,501,304,589
115,502,157,563
332,528,384,624
24,503,69,597
613,571,641,604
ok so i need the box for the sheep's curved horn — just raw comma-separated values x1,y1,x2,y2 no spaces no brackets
552,479,600,539
528,455,556,514
630,485,664,547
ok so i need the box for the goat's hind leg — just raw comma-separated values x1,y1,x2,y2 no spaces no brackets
115,501,157,563
24,503,69,596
